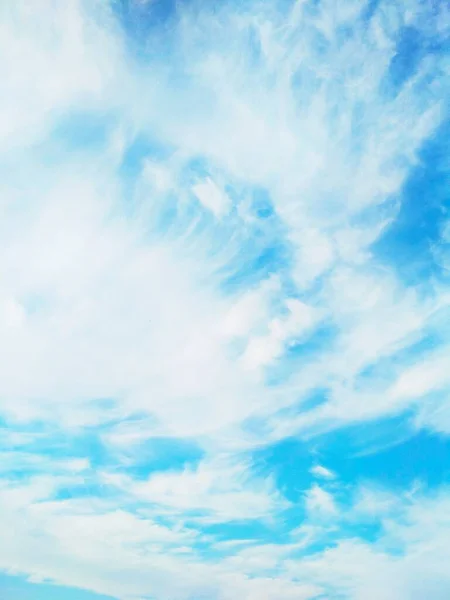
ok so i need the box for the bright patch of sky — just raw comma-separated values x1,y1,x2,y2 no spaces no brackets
1,0,450,599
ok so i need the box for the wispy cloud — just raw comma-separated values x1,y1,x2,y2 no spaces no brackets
1,0,450,598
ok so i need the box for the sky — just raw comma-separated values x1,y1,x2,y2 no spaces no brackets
0,0,449,599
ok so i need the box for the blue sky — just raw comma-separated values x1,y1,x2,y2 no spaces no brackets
0,0,450,599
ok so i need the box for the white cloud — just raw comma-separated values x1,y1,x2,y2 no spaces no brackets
241,298,320,371
310,465,336,480
101,455,288,522
305,484,337,517
295,489,450,600
0,0,126,152
1,0,447,440
390,351,450,401
0,472,317,600
350,485,400,519
192,178,231,218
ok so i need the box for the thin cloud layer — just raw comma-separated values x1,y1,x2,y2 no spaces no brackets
1,0,450,599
